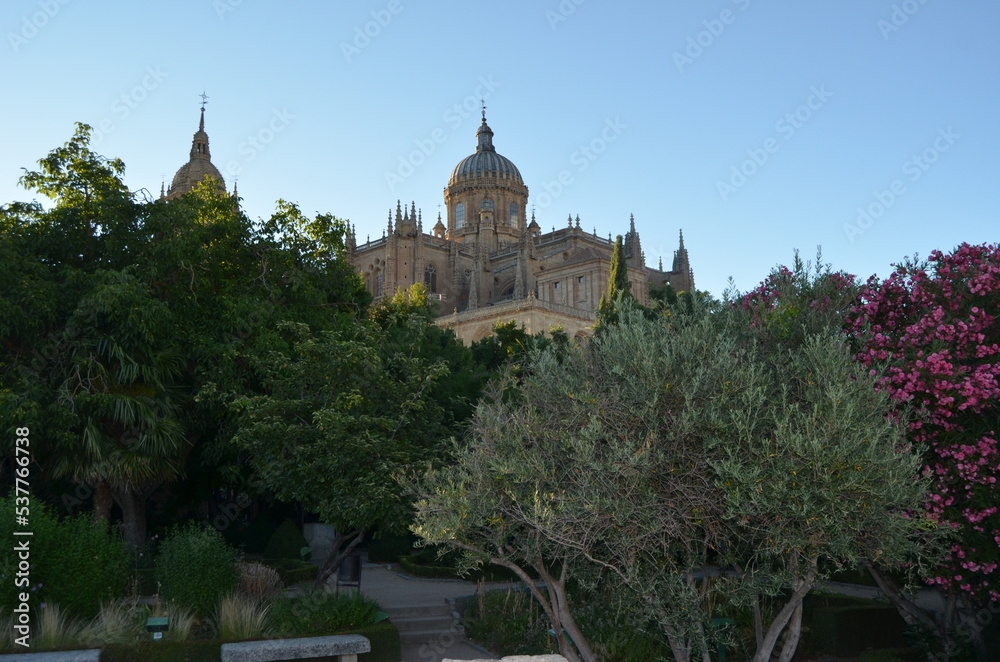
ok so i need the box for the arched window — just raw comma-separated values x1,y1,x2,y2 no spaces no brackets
374,269,383,297
424,263,437,293
455,203,465,229
509,202,518,225
480,198,494,211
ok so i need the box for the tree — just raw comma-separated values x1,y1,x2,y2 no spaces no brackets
47,269,188,546
846,243,1000,656
413,299,929,662
711,331,930,662
596,234,632,329
1,126,372,547
225,307,461,585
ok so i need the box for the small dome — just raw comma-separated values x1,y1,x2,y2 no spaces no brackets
169,158,225,196
448,117,523,187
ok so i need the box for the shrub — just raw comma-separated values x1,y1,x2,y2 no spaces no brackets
0,496,128,618
82,600,144,645
269,588,381,637
263,518,309,561
149,599,196,642
463,589,553,656
462,587,673,662
810,601,908,656
37,604,87,650
239,514,274,554
236,562,282,603
155,523,240,616
265,558,318,585
213,593,270,640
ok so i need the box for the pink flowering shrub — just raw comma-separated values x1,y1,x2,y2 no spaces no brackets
846,243,1000,603
735,252,860,345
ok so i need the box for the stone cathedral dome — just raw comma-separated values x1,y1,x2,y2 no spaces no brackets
166,105,226,199
448,115,523,186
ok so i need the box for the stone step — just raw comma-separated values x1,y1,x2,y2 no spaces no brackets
398,628,463,646
391,615,456,633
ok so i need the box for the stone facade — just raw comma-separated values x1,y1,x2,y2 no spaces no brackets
160,104,693,345
348,113,693,345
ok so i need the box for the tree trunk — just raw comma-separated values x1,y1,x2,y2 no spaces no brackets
115,491,146,548
865,561,943,638
776,602,803,662
752,559,815,662
315,529,365,586
93,480,113,522
551,568,597,662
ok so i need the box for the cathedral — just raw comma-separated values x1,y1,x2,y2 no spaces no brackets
165,104,694,344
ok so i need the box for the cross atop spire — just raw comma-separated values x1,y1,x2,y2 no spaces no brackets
481,99,487,123
200,91,209,110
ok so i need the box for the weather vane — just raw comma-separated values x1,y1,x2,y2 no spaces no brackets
199,91,209,110
481,98,486,121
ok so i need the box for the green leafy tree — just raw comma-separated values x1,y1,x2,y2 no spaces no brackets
413,300,932,662
1,126,372,548
596,235,632,330
226,314,456,585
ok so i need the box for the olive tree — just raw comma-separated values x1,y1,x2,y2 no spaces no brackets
413,302,933,662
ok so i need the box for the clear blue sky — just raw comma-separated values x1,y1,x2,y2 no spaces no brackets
2,0,997,297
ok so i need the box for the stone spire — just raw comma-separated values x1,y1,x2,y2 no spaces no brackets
672,229,693,292
624,213,643,268
165,95,226,199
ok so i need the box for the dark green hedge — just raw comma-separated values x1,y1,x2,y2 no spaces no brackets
398,552,518,582
810,604,908,656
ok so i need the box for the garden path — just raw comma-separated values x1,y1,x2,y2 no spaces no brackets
356,554,513,662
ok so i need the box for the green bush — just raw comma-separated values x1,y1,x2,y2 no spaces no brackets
463,589,554,656
462,587,673,662
398,550,518,582
264,558,318,585
810,602,908,656
0,496,128,618
263,518,308,561
269,588,381,637
355,621,401,662
155,523,239,616
239,514,274,554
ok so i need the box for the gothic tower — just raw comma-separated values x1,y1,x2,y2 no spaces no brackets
165,98,226,200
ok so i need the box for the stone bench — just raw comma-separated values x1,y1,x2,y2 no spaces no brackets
0,651,101,661
220,634,370,662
